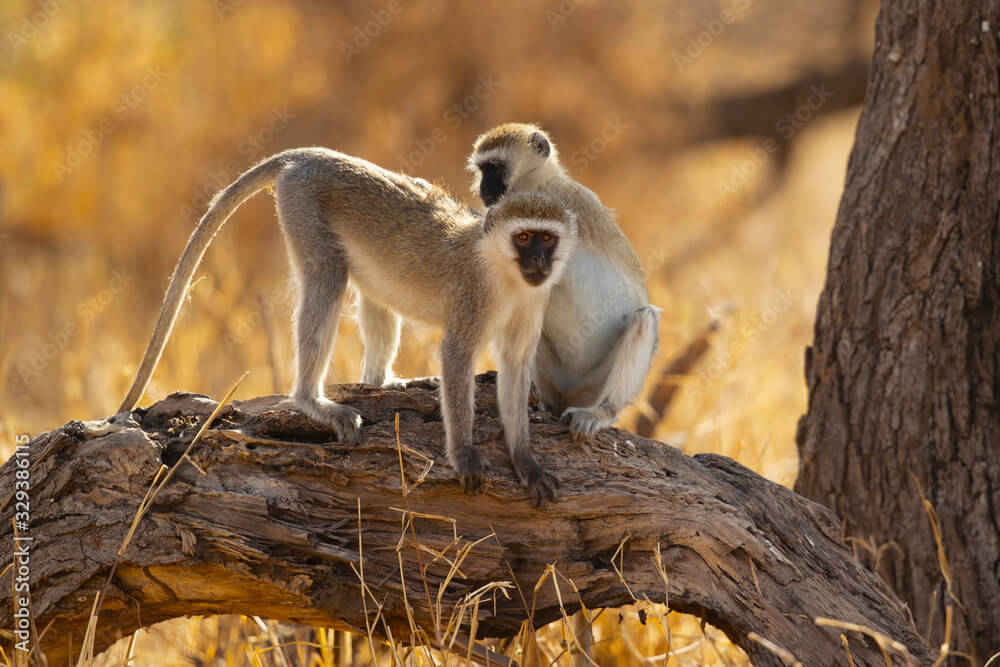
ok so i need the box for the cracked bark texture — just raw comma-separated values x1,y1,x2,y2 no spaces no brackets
796,1,1000,662
2,375,934,666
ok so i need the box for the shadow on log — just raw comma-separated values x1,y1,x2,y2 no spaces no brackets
0,374,933,665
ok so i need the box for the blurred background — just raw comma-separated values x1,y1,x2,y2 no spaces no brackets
0,0,877,663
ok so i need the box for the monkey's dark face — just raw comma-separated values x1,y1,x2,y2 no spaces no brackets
512,229,559,286
479,160,508,206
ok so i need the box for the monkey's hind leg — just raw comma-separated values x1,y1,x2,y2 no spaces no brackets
358,295,401,386
562,305,660,439
282,204,362,445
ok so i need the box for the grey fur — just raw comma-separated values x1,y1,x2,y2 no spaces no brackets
119,147,577,504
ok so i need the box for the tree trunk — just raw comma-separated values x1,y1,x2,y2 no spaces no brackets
3,375,933,666
796,1,1000,662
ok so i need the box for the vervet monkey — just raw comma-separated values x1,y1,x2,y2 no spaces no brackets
119,148,578,505
469,123,659,439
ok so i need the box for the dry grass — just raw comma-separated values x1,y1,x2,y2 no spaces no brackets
0,1,870,664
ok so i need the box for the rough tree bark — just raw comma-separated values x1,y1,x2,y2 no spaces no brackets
796,1,1000,662
2,376,933,666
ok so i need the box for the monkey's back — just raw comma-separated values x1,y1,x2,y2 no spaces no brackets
273,148,486,325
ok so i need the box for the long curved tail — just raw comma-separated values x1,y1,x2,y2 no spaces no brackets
119,155,286,412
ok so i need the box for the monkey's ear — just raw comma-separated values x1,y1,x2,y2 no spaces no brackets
528,131,551,158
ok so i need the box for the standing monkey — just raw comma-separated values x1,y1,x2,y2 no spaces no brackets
119,148,577,504
469,123,660,438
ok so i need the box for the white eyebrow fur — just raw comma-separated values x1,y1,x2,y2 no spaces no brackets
491,215,578,266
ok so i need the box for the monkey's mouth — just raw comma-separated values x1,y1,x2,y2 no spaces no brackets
520,268,550,286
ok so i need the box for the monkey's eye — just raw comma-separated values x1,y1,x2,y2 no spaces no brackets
540,233,553,244
515,232,532,246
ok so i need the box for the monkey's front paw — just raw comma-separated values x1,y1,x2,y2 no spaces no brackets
295,395,363,445
453,446,490,494
512,451,560,507
383,376,441,390
561,407,607,442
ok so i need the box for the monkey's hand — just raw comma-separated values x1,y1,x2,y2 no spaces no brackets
453,446,490,494
560,407,609,442
512,451,560,507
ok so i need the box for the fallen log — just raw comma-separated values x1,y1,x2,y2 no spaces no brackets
0,374,934,665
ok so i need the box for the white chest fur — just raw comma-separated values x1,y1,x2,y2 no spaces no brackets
542,248,644,374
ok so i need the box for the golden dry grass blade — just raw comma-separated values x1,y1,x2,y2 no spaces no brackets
815,617,913,667
74,593,100,667
353,498,382,664
544,566,597,667
411,538,463,572
649,542,673,656
74,371,251,667
252,617,291,667
465,598,480,665
747,632,802,666
335,629,353,667
129,369,250,544
840,634,856,667
912,475,966,613
913,473,971,667
118,464,167,557
393,413,442,648
610,534,637,602
389,508,458,538
396,550,422,648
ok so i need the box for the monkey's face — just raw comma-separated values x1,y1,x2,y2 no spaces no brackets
512,229,559,286
472,128,554,206
478,160,508,206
